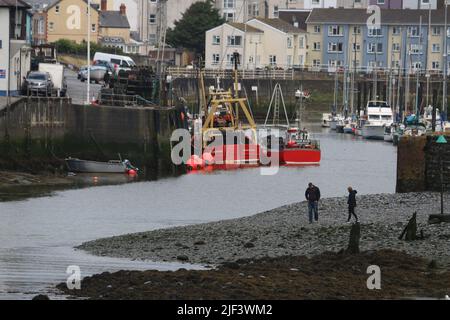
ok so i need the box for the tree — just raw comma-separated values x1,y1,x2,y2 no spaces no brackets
166,0,224,56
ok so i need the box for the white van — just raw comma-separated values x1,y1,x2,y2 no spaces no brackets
93,52,136,72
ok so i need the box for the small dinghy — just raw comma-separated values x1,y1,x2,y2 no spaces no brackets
65,158,138,174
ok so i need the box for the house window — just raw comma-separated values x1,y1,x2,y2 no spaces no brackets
212,35,220,45
392,27,401,35
287,37,293,48
226,53,240,65
410,44,422,54
287,55,292,67
408,27,420,37
299,37,304,49
224,0,235,8
55,5,60,14
328,60,342,67
0,40,2,49
313,42,321,51
432,61,440,70
227,35,242,46
432,27,441,36
412,61,422,71
432,43,441,53
223,12,234,21
91,24,96,32
38,19,44,35
49,22,54,31
328,42,343,53
312,59,321,67
352,43,361,52
367,43,383,54
353,26,361,35
392,43,400,52
313,25,321,33
212,54,220,65
148,34,156,45
328,25,343,36
149,14,156,24
273,6,279,18
377,0,385,4
269,55,277,66
368,27,382,37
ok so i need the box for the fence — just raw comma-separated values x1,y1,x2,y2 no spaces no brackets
167,65,448,81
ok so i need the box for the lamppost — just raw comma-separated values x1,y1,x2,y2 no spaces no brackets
437,135,448,215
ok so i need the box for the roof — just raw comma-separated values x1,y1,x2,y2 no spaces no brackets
0,0,31,8
306,8,450,25
45,0,98,12
251,18,302,33
100,11,130,29
278,10,310,31
227,22,263,33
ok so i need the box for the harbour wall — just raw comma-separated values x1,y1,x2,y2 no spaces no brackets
397,135,450,193
0,97,184,177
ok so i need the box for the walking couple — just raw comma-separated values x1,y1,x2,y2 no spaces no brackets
305,183,359,223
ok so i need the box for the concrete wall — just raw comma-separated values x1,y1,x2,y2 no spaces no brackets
173,77,337,118
0,97,183,176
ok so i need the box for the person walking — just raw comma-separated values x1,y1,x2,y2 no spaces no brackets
347,187,359,223
305,183,321,223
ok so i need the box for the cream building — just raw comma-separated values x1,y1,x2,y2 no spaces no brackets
46,0,101,44
205,18,306,69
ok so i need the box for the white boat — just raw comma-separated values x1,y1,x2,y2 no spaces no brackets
424,106,443,132
322,113,332,127
361,101,394,140
65,158,137,173
330,114,344,131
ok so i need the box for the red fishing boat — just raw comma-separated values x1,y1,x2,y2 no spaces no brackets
281,128,321,165
262,84,321,166
187,53,260,171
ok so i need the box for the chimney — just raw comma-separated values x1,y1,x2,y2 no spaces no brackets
101,0,107,11
120,3,126,16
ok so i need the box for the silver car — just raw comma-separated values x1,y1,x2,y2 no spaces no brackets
23,71,54,96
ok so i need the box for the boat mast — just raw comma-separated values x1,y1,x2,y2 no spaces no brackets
443,1,448,122
415,16,423,118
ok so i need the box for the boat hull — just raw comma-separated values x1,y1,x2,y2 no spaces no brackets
280,148,321,165
362,125,385,140
330,120,337,130
343,127,353,134
384,134,393,142
66,158,126,173
206,144,260,166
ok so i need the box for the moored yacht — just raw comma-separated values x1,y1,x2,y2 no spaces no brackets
361,101,394,140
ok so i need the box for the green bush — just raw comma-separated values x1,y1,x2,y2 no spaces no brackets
53,39,124,58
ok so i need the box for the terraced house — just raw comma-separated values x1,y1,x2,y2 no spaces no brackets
306,7,450,74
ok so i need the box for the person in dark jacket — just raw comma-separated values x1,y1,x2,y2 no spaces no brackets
347,187,359,223
305,183,321,223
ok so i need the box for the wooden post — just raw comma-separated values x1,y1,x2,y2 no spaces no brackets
347,222,361,254
399,212,417,241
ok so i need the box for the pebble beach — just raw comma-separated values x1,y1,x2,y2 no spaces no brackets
78,192,450,267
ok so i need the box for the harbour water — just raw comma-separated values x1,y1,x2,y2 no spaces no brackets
0,125,397,299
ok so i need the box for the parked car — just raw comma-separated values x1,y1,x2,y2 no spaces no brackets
93,60,115,75
22,71,54,96
93,52,136,73
78,66,88,79
80,66,108,84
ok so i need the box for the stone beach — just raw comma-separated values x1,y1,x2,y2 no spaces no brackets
79,192,450,267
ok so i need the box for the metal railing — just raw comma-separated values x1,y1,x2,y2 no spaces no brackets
167,65,450,80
